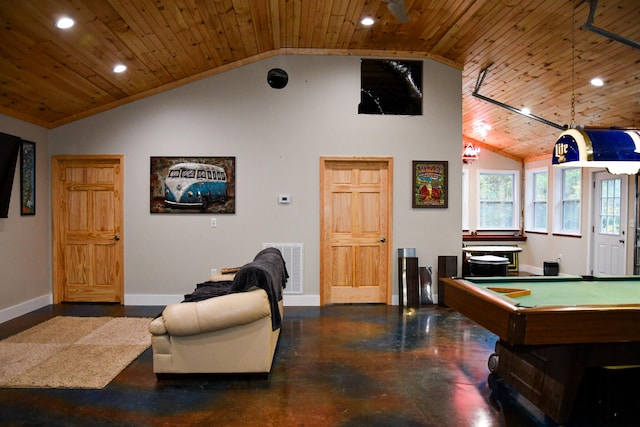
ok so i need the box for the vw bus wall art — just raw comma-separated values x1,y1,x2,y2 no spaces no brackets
150,157,235,214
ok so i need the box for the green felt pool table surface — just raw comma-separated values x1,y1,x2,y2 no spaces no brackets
464,275,640,307
441,275,640,346
442,275,640,425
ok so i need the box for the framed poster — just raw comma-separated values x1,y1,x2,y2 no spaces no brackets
20,141,36,215
150,156,235,214
412,160,448,208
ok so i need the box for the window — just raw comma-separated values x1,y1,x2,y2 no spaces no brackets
359,59,423,115
600,178,621,235
554,167,581,234
462,169,469,230
478,171,519,229
525,168,548,232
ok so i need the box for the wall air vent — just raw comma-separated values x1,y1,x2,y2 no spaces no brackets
262,243,303,294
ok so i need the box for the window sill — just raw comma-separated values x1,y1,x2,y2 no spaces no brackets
551,233,583,238
463,234,527,242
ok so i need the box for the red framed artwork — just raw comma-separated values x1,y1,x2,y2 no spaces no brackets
412,160,448,208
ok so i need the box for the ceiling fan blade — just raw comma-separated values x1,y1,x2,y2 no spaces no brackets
386,0,410,23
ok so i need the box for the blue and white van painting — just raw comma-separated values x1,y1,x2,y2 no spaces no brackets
163,162,227,209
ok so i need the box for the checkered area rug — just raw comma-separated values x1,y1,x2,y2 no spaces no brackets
0,316,151,389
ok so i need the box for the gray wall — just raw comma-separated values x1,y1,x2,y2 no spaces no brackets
0,114,50,321
0,54,462,313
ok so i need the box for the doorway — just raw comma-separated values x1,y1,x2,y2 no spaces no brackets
52,155,124,303
320,157,393,305
592,170,627,275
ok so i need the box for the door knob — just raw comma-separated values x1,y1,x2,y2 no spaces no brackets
619,239,625,244
114,235,121,241
380,237,386,243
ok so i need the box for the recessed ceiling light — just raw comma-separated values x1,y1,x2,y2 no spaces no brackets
56,17,75,29
113,64,127,73
361,17,375,26
474,121,492,137
590,77,604,87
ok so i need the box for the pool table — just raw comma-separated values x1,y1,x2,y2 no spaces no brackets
441,275,640,424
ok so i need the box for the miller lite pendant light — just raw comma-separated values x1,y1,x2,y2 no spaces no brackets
551,2,639,175
552,128,640,175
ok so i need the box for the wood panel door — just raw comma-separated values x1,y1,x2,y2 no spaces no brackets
52,156,124,303
320,157,393,305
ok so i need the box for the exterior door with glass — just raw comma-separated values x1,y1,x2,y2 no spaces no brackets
592,171,627,275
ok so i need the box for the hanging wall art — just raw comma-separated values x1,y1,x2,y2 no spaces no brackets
150,156,235,214
412,160,448,208
20,141,36,215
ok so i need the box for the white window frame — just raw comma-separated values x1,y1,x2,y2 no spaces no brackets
462,168,469,231
525,167,548,232
477,169,520,230
553,167,582,235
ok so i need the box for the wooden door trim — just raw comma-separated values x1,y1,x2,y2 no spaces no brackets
51,155,124,303
320,156,393,305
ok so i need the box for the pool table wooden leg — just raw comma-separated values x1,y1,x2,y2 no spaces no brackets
493,341,584,424
492,340,640,424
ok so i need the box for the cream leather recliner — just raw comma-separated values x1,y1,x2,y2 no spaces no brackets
149,248,286,375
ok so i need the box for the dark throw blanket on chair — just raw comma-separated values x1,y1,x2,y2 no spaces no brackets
231,247,288,330
182,281,234,302
182,247,288,330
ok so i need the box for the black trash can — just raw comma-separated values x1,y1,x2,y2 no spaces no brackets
544,262,559,276
398,248,420,308
468,255,509,277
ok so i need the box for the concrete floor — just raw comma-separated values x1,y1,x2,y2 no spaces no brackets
0,303,636,426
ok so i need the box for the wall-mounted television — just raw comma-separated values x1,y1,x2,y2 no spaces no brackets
0,132,21,218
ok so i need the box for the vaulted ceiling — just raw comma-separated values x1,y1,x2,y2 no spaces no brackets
0,0,638,161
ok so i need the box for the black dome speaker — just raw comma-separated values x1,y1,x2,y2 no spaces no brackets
267,68,288,89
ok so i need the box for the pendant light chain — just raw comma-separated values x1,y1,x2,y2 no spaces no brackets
570,0,576,125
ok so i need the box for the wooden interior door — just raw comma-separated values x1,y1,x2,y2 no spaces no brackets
320,157,393,305
52,155,124,303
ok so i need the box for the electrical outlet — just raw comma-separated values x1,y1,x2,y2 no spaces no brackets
278,194,291,204
211,268,217,276
210,218,217,228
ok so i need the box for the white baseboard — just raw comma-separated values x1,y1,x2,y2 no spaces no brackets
125,293,323,307
125,294,341,307
283,294,320,306
124,294,184,306
0,294,52,325
2,293,399,318
283,295,403,306
519,264,542,275
519,264,570,276
284,295,401,306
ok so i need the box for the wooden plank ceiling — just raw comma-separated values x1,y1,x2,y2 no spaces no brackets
0,0,638,161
